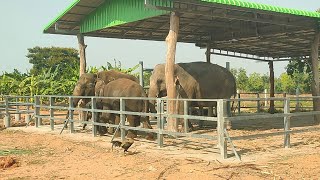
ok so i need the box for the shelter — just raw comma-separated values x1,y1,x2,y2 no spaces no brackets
44,0,320,129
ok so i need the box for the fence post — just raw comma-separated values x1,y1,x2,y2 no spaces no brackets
91,97,97,137
120,98,126,141
295,88,300,112
157,99,164,148
139,61,144,87
264,89,268,107
25,97,31,124
69,97,74,133
4,96,10,128
14,97,21,121
183,100,189,133
284,98,291,148
257,93,260,113
35,96,41,127
50,97,55,131
217,99,227,159
237,90,241,114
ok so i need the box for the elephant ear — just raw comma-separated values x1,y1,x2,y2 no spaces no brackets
174,76,180,86
175,76,182,92
108,77,116,82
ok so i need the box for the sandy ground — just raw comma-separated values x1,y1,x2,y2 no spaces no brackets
1,115,320,180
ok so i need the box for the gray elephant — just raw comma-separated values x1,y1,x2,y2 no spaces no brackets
95,70,139,95
65,73,97,128
148,62,236,128
97,78,153,139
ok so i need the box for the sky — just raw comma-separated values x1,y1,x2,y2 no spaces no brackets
0,0,319,77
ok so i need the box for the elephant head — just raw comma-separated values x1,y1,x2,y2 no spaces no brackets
148,64,182,112
72,73,97,107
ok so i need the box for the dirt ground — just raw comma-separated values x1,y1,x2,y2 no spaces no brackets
1,115,320,180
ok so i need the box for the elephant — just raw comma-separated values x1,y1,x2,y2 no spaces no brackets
97,78,153,139
65,73,97,128
148,62,236,129
95,70,139,95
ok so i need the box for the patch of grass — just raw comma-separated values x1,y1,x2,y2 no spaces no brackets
0,148,32,156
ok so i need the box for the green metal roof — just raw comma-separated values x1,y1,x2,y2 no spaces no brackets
201,0,320,18
44,0,320,33
43,0,320,59
44,0,80,33
80,0,170,33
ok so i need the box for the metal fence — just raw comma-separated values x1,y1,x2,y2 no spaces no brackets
0,95,34,127
1,94,320,160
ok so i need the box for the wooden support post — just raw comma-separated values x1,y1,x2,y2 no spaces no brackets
268,61,275,114
311,31,320,124
77,33,87,124
165,12,180,132
77,33,87,76
206,43,211,63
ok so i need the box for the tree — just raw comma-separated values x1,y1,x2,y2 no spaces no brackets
278,73,296,94
236,68,249,91
286,58,312,93
27,46,80,76
247,72,265,92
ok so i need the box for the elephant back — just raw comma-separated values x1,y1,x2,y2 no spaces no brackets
100,78,147,112
177,62,236,99
97,70,139,84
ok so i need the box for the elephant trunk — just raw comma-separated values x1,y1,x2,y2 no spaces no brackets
148,85,158,113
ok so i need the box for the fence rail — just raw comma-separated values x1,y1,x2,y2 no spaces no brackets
1,94,320,160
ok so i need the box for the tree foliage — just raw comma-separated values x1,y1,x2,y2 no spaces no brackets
1,47,149,96
27,46,80,76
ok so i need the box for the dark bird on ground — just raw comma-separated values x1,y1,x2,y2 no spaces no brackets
111,139,134,153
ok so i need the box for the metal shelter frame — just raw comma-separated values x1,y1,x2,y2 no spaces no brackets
44,0,320,60
43,0,320,130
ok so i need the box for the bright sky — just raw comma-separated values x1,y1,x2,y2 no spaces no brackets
0,0,319,77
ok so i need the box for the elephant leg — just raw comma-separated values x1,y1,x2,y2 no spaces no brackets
82,111,92,130
126,115,138,139
97,110,111,135
198,106,204,128
113,115,121,137
140,116,155,141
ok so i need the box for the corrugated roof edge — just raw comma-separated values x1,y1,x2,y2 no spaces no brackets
43,0,80,33
201,0,320,18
